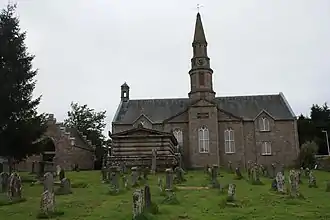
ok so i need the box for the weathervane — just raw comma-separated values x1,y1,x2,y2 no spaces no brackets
196,4,204,13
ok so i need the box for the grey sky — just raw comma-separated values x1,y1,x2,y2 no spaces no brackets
1,0,330,134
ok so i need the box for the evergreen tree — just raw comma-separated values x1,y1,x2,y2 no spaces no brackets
0,4,47,169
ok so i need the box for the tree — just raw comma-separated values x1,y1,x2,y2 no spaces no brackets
0,4,47,170
64,102,107,168
297,141,318,168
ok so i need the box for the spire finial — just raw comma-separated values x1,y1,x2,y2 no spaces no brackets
196,4,204,13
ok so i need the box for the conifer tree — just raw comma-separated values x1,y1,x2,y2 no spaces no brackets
0,4,47,169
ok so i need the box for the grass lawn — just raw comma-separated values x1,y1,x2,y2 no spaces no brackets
0,170,330,220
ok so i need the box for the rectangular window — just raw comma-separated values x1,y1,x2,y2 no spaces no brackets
261,142,272,155
224,129,235,153
199,72,205,86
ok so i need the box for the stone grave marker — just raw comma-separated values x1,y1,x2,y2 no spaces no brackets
275,172,285,193
157,177,163,192
227,183,236,202
288,170,300,197
132,189,144,220
131,167,139,187
8,172,22,201
40,172,56,215
308,171,317,188
144,185,151,209
101,166,107,183
55,178,72,195
151,149,157,174
0,172,9,193
165,168,173,191
211,164,220,188
235,167,243,179
58,168,65,181
228,161,233,173
270,163,276,179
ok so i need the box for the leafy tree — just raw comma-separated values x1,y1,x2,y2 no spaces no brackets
64,102,107,168
0,4,47,170
298,141,318,168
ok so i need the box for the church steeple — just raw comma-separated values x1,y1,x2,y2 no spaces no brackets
188,12,215,101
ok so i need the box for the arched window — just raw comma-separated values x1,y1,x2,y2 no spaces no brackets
173,129,183,146
198,126,209,153
259,117,270,131
224,129,235,154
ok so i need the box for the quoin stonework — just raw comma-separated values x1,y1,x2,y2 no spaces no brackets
111,12,300,169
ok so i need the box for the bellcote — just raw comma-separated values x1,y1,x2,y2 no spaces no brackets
121,82,129,102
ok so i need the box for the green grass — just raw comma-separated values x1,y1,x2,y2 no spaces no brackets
0,170,330,220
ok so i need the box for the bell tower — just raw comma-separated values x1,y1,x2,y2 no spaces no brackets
188,13,215,101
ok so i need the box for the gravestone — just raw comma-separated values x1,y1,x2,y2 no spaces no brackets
275,172,285,193
271,178,277,191
235,167,243,179
8,172,22,201
144,185,151,209
122,176,128,188
228,161,233,173
227,183,236,202
305,168,310,177
58,168,65,181
251,165,262,184
40,172,56,215
131,167,139,187
55,178,72,195
165,168,173,191
308,171,317,188
270,163,276,179
109,166,120,193
151,149,157,174
0,172,9,193
288,170,300,197
132,189,144,220
174,167,185,184
101,166,107,183
158,177,163,192
211,165,220,188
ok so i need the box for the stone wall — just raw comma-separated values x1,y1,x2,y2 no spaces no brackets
316,155,330,171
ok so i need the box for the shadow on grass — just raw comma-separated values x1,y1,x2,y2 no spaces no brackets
36,211,64,219
71,182,88,188
0,197,27,207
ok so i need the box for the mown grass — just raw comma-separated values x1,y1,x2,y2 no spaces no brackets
0,170,330,220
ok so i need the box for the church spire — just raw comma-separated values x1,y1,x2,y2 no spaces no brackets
188,12,215,101
193,13,207,46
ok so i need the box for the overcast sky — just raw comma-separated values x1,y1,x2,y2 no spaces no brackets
1,0,330,133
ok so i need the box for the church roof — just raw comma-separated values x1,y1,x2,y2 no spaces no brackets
112,93,296,124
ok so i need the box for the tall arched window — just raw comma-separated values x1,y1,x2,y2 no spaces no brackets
224,128,235,154
198,126,209,153
173,129,183,146
259,117,270,131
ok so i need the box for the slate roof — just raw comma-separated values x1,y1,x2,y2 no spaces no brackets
112,93,295,124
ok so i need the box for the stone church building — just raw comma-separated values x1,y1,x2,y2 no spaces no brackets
111,13,300,169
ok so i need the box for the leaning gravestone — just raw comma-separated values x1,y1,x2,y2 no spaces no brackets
288,170,300,197
234,167,243,180
210,164,220,188
7,172,22,201
0,172,9,193
131,167,139,187
227,183,236,202
58,168,65,181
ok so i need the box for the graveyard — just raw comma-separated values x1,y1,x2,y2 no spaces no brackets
1,167,330,220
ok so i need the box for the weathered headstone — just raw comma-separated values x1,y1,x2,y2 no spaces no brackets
144,185,151,209
305,168,310,177
251,165,262,185
288,170,300,197
132,189,144,220
151,149,157,174
55,178,72,195
131,167,139,187
211,164,220,188
40,172,56,216
235,167,243,179
58,168,65,181
270,163,276,179
227,183,236,202
7,172,22,201
275,172,285,193
0,172,9,193
157,177,163,192
109,166,120,194
271,178,277,191
228,161,233,173
101,166,107,183
165,168,173,191
122,175,128,188
308,171,317,188
174,167,185,184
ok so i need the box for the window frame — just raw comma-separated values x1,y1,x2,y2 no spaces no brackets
198,126,209,153
261,141,272,156
259,117,270,131
224,128,235,154
173,129,183,146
